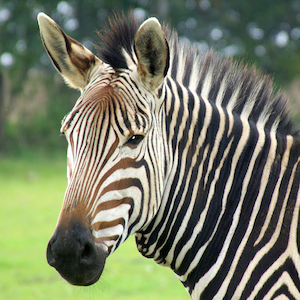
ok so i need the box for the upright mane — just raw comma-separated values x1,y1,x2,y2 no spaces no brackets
97,13,298,136
97,12,140,70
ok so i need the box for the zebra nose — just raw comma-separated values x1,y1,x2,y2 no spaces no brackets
46,222,106,286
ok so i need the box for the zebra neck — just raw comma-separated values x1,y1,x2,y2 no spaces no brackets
136,78,300,298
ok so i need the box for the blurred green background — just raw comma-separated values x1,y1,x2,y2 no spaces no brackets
1,0,300,299
0,154,190,299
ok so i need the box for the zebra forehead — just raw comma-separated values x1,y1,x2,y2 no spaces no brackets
60,84,112,129
61,80,149,134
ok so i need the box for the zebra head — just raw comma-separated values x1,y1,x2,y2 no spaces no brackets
38,13,169,286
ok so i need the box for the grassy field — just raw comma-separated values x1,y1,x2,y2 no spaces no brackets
0,153,190,300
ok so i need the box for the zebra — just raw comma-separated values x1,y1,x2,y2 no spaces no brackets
38,11,300,299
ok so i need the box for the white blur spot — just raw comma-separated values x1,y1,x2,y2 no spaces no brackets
222,44,240,56
249,27,264,40
211,28,223,41
186,18,197,30
64,18,79,31
196,41,209,52
0,8,11,23
255,45,266,57
0,52,14,67
291,28,300,40
133,7,147,21
199,0,211,11
275,31,289,47
186,0,197,10
16,40,27,52
57,1,74,17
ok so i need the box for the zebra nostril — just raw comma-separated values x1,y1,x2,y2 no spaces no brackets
80,242,96,265
46,240,57,267
81,244,90,259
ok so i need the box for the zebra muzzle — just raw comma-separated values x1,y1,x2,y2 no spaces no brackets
46,221,107,286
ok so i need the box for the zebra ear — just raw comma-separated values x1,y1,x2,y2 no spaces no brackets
37,13,103,90
133,17,169,91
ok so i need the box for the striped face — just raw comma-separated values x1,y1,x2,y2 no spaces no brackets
39,13,169,286
59,69,165,254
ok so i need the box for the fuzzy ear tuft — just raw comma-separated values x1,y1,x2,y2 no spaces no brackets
37,13,103,89
133,17,169,90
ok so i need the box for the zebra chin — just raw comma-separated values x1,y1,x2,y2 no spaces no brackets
46,221,107,286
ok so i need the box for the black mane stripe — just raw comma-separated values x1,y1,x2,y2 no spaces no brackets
96,13,298,136
97,12,141,70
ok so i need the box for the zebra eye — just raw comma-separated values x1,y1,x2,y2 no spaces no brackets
126,135,144,146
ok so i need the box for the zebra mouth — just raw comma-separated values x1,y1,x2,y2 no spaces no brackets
62,247,106,286
68,257,104,286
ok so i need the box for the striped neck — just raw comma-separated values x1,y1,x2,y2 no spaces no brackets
136,75,300,298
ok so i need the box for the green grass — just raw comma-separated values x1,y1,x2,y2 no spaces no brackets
0,153,189,300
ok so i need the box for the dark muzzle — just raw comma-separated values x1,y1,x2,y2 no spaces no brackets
46,221,106,286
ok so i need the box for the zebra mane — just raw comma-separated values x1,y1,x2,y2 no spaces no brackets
97,13,298,136
97,12,140,71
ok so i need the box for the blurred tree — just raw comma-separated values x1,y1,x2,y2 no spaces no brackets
0,73,6,149
2,0,300,84
1,0,300,152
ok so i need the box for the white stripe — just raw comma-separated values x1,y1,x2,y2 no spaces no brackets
213,125,270,299
263,271,300,300
189,120,251,297
204,106,226,186
92,203,131,224
201,66,213,100
232,138,296,300
215,72,228,106
92,224,124,239
254,136,293,246
174,138,233,270
240,81,263,119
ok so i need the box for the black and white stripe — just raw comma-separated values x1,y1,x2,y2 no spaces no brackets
59,14,300,299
